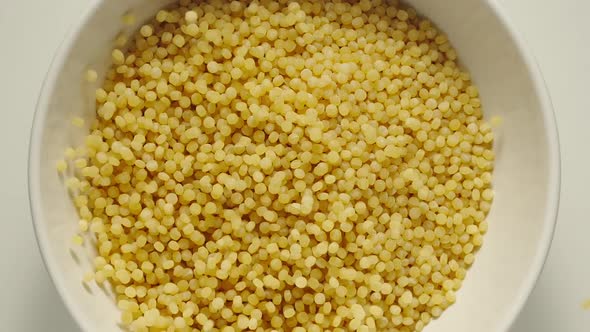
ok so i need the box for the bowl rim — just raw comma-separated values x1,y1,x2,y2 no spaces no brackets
483,0,560,330
29,1,106,331
27,1,561,331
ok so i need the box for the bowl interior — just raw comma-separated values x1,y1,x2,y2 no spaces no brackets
29,0,558,331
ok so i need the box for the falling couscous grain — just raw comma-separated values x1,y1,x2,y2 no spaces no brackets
60,0,495,331
122,12,137,26
85,70,99,83
56,159,68,173
72,117,86,127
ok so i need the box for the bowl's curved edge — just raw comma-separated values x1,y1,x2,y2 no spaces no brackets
485,0,561,331
27,1,102,332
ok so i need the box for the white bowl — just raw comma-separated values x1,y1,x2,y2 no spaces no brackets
29,0,560,331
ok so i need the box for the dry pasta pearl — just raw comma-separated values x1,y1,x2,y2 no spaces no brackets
85,69,98,83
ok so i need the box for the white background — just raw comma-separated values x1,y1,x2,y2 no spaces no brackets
0,0,588,330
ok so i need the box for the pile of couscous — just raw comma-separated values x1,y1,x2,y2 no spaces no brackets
59,0,495,331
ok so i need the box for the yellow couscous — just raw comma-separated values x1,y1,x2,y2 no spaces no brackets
62,0,495,331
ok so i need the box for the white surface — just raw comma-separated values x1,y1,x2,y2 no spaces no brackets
0,0,587,331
